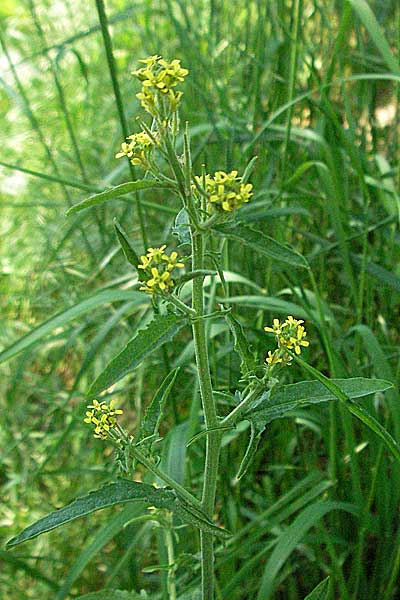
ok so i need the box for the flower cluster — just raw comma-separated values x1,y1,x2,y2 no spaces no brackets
115,131,158,170
138,244,185,294
198,170,253,213
84,400,123,440
264,316,309,367
132,55,189,116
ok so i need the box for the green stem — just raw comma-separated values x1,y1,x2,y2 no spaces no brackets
191,230,221,600
164,514,177,600
128,443,202,510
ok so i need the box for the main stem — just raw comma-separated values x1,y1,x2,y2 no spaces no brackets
191,230,221,600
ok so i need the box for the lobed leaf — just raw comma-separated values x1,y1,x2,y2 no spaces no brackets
6,480,175,548
236,378,393,479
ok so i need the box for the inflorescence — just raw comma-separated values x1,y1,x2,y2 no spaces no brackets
132,55,189,116
138,245,185,294
115,130,159,170
198,170,253,213
84,400,123,440
264,316,309,367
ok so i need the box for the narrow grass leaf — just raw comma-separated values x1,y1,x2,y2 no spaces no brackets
0,291,146,364
56,504,145,599
88,314,186,398
257,502,357,599
348,0,400,75
304,577,330,600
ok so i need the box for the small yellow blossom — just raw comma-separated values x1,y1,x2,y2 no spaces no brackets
115,130,158,169
132,56,188,115
84,400,123,440
264,318,282,336
266,350,283,365
197,170,253,213
138,245,185,295
264,316,309,367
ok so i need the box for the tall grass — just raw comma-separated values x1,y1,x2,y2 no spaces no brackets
1,0,399,598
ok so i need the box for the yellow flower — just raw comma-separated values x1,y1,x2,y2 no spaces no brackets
146,245,167,263
115,130,158,169
264,318,283,336
266,350,283,365
84,400,123,440
164,251,184,271
138,245,185,295
132,56,188,115
197,170,253,213
264,315,309,366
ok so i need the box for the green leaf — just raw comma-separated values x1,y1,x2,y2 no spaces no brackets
56,504,146,599
304,577,330,600
224,312,256,377
211,222,309,269
66,180,165,215
176,270,216,286
6,480,176,548
88,314,186,398
257,502,356,599
348,0,400,75
236,378,393,479
174,498,231,540
292,354,400,462
138,368,180,446
0,291,146,364
114,219,140,271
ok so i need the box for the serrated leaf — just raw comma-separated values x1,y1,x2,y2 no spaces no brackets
236,378,393,479
212,222,309,269
114,219,140,271
225,312,256,377
138,368,180,446
0,290,146,364
304,577,330,600
6,480,176,548
292,354,400,463
88,315,186,398
174,498,231,540
66,180,165,215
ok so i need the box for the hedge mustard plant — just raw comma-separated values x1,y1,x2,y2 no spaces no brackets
8,53,395,600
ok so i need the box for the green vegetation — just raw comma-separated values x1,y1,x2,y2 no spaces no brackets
1,1,399,599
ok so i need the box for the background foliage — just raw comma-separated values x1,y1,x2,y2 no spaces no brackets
1,0,399,598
